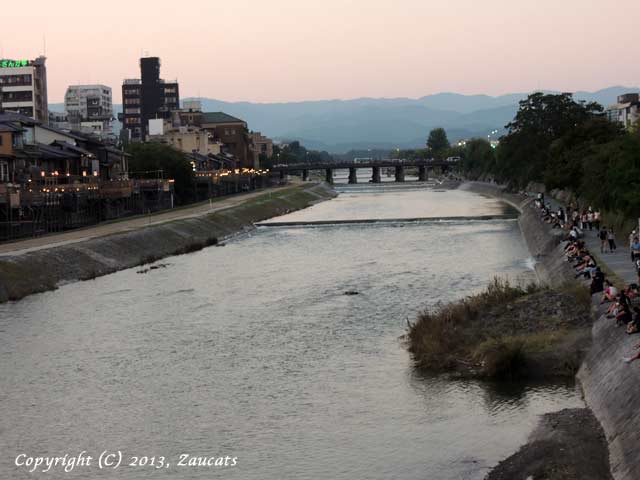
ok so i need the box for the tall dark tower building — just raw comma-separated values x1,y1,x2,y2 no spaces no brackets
120,57,179,142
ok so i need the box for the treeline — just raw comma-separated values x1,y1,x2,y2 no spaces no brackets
461,92,640,225
395,127,465,161
268,141,333,167
125,140,331,205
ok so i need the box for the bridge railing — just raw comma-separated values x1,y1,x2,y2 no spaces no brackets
271,158,459,170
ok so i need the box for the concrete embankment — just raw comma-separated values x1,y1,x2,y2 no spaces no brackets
463,182,640,480
460,182,575,286
578,302,640,480
0,182,336,303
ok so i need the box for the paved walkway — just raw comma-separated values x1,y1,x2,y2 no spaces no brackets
582,230,637,285
0,185,292,257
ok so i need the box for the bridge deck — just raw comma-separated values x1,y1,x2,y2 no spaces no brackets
271,160,459,171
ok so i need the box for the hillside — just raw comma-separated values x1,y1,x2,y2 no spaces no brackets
49,86,639,153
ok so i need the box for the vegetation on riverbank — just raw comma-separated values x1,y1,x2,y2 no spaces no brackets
458,92,640,232
407,278,592,378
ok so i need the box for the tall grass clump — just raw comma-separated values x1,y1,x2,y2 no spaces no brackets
407,277,535,370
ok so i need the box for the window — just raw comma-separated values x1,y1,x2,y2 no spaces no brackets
0,74,32,86
0,161,8,182
125,107,141,114
3,90,34,102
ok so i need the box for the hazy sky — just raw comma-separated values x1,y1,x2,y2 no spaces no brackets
3,0,639,103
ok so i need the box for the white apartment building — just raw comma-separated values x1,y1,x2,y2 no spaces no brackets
0,56,48,123
64,84,113,138
605,93,640,130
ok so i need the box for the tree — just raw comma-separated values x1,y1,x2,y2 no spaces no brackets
494,93,604,188
426,128,450,155
126,143,194,204
544,117,622,191
462,139,495,178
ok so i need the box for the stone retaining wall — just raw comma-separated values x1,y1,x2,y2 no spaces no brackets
0,183,336,303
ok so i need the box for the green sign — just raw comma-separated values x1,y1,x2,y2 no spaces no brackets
0,60,31,68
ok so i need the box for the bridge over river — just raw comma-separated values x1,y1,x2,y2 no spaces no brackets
271,159,460,183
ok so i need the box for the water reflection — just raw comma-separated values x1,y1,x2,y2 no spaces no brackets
0,187,581,480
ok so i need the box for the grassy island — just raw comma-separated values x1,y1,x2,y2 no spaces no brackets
407,278,592,378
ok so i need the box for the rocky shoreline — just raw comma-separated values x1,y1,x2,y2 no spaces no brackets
486,408,612,480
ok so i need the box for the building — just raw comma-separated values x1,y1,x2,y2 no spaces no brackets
605,93,640,130
120,57,180,142
148,122,222,156
251,132,273,159
0,112,128,184
0,56,48,123
64,85,113,138
48,111,70,131
200,112,257,169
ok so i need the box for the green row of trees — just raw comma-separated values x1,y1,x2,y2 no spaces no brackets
395,128,465,161
460,92,640,226
266,141,332,168
126,140,332,205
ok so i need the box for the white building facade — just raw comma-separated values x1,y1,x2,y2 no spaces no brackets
0,57,48,123
64,84,113,138
605,93,640,130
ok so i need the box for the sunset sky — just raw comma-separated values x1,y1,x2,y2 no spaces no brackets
3,0,639,104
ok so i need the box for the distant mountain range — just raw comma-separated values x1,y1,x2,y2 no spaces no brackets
49,86,639,153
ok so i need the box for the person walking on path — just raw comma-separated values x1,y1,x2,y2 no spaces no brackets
608,229,617,253
587,210,595,231
630,230,637,261
593,210,601,231
580,211,588,230
599,226,609,253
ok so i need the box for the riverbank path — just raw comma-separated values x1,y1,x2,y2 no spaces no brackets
0,184,297,257
540,195,637,285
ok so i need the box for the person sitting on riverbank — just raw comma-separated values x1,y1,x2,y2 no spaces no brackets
623,346,640,363
616,300,632,327
626,307,640,334
631,237,640,261
590,267,605,295
623,339,640,362
601,281,618,303
574,254,597,277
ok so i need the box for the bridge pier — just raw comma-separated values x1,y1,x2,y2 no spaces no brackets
279,170,285,180
348,167,358,184
325,168,333,184
418,165,427,182
302,169,309,181
395,165,405,182
371,166,381,183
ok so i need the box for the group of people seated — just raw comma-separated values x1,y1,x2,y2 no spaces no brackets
532,193,640,364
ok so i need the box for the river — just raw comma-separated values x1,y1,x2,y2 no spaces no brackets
0,181,583,479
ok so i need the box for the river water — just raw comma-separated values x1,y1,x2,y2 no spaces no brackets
0,182,583,479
